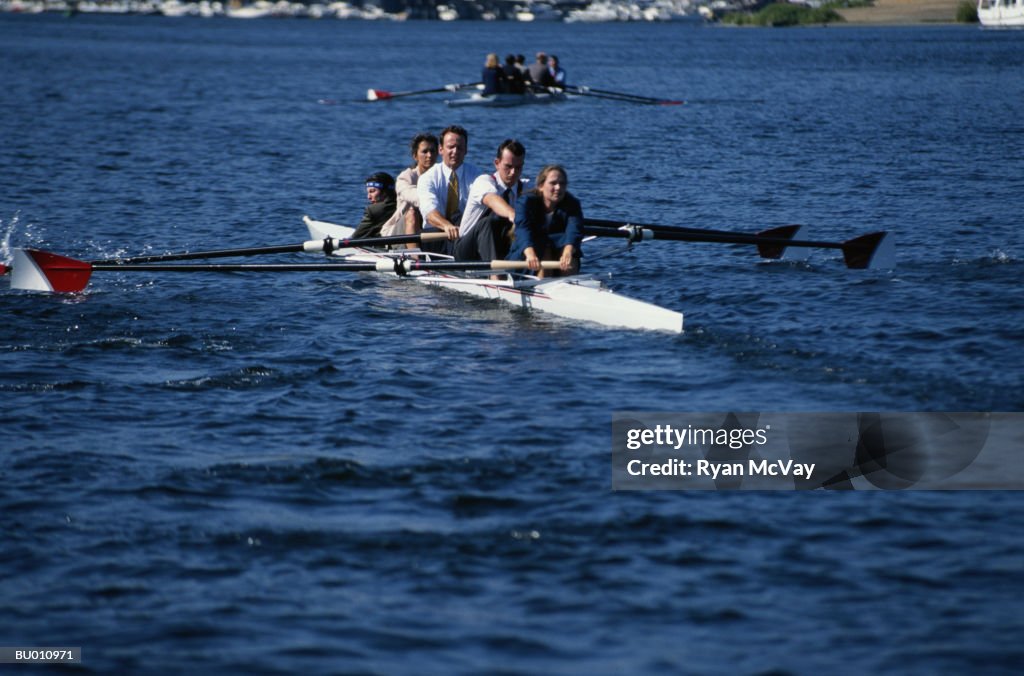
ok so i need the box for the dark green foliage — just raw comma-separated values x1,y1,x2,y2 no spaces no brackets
826,0,874,7
722,2,846,26
956,0,979,22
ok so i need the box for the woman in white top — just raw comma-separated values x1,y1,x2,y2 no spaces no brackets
385,133,438,249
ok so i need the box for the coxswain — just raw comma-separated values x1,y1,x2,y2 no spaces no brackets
352,172,398,240
548,54,566,89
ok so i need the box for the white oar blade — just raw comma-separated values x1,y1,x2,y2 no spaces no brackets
11,249,92,293
778,225,810,262
867,232,896,270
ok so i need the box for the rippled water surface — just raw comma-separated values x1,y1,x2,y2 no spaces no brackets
2,15,1023,673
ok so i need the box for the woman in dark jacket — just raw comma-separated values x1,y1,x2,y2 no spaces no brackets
351,172,398,240
481,53,505,96
507,164,582,277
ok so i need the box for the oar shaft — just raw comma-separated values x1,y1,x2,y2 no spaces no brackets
327,232,449,249
585,86,665,101
573,89,657,103
368,82,481,101
89,232,449,266
89,263,381,273
586,218,738,237
92,243,306,265
583,225,843,250
567,86,681,105
83,258,560,274
406,260,561,272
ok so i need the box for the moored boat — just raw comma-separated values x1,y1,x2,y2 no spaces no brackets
977,0,1024,26
303,216,684,333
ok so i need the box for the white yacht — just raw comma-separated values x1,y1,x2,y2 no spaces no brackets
515,2,563,21
436,3,458,20
564,1,620,21
977,0,1024,26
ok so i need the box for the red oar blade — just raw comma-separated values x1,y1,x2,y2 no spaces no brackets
11,249,93,293
367,88,391,101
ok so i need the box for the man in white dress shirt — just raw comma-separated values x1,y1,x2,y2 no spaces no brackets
416,125,483,255
454,139,527,262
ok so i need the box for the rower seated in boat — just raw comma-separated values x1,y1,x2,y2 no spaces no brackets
481,53,505,96
502,54,527,95
416,125,484,254
455,138,528,262
395,132,438,248
506,164,582,277
528,52,555,89
352,172,398,240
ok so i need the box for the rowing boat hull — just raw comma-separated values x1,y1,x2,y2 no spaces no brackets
303,217,682,333
418,273,683,333
444,91,569,108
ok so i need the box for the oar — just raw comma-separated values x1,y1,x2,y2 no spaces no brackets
583,223,893,270
9,248,560,293
5,230,451,291
84,231,450,266
585,219,809,261
581,86,684,105
564,85,683,106
366,82,482,102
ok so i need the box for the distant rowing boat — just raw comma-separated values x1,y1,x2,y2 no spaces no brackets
366,82,680,106
302,216,684,333
444,90,570,108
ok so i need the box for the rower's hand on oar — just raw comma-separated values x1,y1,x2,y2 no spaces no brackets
441,223,459,240
559,247,575,272
525,252,541,272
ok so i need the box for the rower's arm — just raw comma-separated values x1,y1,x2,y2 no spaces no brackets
481,192,515,221
424,210,459,239
396,171,419,208
416,170,441,223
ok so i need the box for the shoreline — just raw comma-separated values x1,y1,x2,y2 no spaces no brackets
834,0,967,25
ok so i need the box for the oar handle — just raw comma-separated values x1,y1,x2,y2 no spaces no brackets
489,260,562,270
396,259,561,272
301,231,449,253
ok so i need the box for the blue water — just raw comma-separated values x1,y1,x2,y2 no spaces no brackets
2,14,1024,673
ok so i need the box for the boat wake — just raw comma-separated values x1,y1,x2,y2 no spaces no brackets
1,213,20,266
